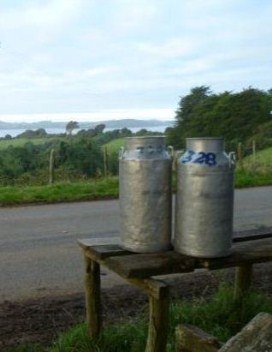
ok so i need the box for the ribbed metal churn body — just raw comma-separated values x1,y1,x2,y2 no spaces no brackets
174,137,235,258
119,136,172,253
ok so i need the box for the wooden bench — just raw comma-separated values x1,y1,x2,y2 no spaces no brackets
78,231,272,352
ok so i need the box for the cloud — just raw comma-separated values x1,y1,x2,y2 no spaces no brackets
0,0,272,120
137,39,196,60
110,0,158,34
0,0,87,29
84,66,120,77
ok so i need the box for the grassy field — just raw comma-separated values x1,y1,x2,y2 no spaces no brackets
104,138,125,153
235,146,272,187
0,136,64,149
241,146,272,172
0,135,123,151
10,285,272,352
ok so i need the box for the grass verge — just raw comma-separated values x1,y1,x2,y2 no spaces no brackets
9,285,272,352
235,146,272,187
0,170,272,206
235,170,272,188
0,177,119,206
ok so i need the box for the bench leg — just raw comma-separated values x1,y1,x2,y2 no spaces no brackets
234,264,253,302
84,255,102,338
145,286,169,352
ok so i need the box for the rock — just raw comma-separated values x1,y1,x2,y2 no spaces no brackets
219,312,272,352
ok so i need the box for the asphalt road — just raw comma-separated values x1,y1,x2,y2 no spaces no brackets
1,186,272,301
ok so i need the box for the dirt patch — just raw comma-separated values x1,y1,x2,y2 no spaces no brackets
1,264,272,351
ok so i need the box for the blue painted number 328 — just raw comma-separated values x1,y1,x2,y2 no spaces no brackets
181,150,217,166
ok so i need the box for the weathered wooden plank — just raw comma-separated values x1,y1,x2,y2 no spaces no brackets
145,285,170,352
200,237,272,270
104,251,196,278
175,324,221,352
78,238,120,250
219,312,272,351
78,240,131,261
233,228,272,242
84,256,102,338
78,230,272,261
103,238,272,278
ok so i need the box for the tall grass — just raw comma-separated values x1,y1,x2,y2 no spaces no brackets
169,284,272,342
9,285,272,352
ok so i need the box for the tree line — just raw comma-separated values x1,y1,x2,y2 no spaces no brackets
0,127,162,186
166,86,272,151
1,86,271,185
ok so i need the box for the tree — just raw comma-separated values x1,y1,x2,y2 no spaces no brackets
175,86,212,125
57,139,103,177
120,127,133,137
167,86,212,148
66,121,79,136
94,124,106,134
167,86,272,149
77,128,97,138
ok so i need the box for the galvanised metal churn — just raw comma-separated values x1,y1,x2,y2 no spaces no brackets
174,137,235,258
119,136,172,253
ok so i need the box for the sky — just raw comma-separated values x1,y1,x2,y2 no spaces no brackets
0,0,271,123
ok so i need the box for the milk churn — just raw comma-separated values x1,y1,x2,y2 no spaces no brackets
174,137,235,258
119,136,172,253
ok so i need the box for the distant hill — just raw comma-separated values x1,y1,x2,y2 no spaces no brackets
0,119,173,130
0,120,65,129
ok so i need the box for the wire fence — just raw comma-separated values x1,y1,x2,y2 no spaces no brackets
0,138,271,187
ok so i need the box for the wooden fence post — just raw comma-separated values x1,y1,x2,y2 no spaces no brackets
49,148,55,185
237,143,243,170
252,140,256,161
103,146,108,178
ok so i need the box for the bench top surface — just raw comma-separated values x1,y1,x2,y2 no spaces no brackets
78,232,272,279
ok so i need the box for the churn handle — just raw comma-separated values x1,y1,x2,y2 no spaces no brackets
119,146,125,159
167,146,174,160
229,151,236,167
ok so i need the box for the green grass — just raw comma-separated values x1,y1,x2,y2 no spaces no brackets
0,177,119,206
235,146,272,187
104,138,125,153
235,170,272,188
246,146,272,164
170,284,272,342
242,146,272,173
9,285,272,352
0,145,271,206
0,137,65,149
0,168,271,206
